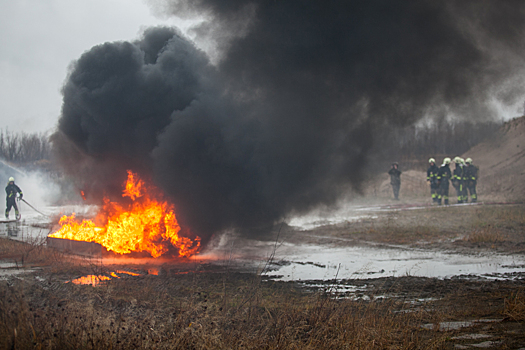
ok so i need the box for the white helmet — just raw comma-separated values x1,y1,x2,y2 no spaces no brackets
8,177,14,182
465,157,472,164
443,157,451,165
454,156,461,164
429,158,435,163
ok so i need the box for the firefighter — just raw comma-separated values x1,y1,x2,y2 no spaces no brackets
426,158,439,203
460,158,469,202
452,157,465,204
464,158,478,203
388,162,402,200
436,157,452,205
5,177,23,220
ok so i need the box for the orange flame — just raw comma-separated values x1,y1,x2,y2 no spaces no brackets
49,171,200,258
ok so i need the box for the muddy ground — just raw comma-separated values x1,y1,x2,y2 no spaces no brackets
1,201,524,349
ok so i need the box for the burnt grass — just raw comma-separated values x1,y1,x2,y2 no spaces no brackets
1,203,525,349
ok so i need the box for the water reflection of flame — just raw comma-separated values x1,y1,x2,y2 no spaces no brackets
70,275,111,286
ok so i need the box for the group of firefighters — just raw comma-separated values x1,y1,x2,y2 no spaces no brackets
427,157,478,205
388,157,479,205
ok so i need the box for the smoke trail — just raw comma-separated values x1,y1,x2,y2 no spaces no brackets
54,0,525,240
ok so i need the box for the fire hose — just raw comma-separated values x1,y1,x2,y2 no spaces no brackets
18,198,49,217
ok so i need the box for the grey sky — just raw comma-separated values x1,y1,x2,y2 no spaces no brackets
1,1,523,136
0,0,186,134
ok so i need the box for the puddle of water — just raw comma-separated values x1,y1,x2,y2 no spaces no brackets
67,269,143,286
421,319,502,331
265,243,525,281
0,267,37,278
287,202,430,230
0,261,37,278
452,334,492,340
69,275,111,286
0,262,18,269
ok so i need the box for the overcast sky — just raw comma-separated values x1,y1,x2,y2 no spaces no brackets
1,1,524,136
0,0,190,134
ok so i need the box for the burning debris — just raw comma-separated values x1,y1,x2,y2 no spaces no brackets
49,171,200,258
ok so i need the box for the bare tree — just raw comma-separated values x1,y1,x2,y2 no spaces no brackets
0,129,51,165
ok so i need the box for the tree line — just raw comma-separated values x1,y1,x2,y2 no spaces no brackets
367,119,503,172
0,118,503,171
0,129,51,165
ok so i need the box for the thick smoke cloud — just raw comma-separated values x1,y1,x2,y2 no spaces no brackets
55,0,525,240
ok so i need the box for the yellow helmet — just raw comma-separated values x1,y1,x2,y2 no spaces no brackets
444,157,451,165
429,158,435,163
465,157,472,164
453,156,461,164
8,177,14,182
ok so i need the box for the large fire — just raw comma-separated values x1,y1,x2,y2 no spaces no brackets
49,171,200,258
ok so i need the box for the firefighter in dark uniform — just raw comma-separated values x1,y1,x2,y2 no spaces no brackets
460,158,469,203
436,157,451,205
464,158,478,203
426,158,439,203
5,177,23,220
388,162,402,200
452,157,465,204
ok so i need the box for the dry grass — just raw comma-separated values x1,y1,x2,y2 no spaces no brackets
0,270,449,350
464,226,505,243
505,289,525,322
472,205,525,231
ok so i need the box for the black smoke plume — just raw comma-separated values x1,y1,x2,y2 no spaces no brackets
54,0,525,241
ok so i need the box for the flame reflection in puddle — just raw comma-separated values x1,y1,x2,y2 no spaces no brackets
70,275,111,286
68,270,142,286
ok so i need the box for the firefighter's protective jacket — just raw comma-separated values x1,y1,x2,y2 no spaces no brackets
452,164,464,188
427,164,439,184
464,164,478,183
437,164,451,183
5,183,22,201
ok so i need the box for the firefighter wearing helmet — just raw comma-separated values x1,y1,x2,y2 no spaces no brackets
5,177,23,220
426,158,439,203
452,157,466,204
436,157,452,205
463,158,478,202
